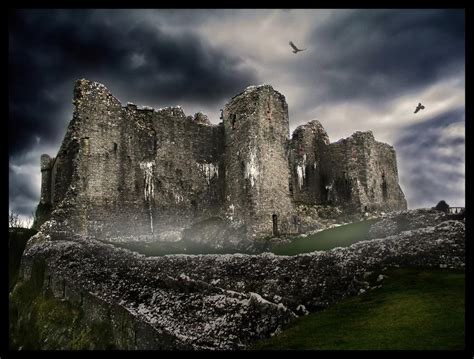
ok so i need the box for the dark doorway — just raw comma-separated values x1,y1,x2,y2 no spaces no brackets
272,214,278,236
381,173,388,201
191,200,198,216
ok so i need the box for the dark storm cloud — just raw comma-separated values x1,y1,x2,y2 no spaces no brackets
9,168,39,215
8,9,257,218
8,8,257,157
300,9,464,104
8,9,465,219
395,108,465,208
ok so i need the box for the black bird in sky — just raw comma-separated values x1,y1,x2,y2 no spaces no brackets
414,103,425,114
289,41,306,54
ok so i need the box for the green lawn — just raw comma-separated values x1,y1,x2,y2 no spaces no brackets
112,239,247,256
251,267,465,350
271,218,379,255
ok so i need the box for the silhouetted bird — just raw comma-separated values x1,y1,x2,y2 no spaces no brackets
289,41,306,54
219,109,223,120
414,103,425,114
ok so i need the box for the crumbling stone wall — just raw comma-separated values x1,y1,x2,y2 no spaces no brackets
289,120,330,205
37,79,406,243
289,128,406,214
321,131,407,212
39,80,226,241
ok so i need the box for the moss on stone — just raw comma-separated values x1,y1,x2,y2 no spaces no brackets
8,228,37,290
10,274,117,350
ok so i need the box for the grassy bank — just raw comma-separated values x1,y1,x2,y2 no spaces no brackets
112,240,247,256
251,267,465,350
271,218,378,255
113,219,379,257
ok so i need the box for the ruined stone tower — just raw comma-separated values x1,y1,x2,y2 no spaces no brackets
289,123,406,213
223,85,297,239
37,79,406,245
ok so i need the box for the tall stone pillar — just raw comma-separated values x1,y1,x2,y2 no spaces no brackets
40,154,53,205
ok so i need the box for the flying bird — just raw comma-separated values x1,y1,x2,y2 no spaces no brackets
289,41,306,54
414,103,425,114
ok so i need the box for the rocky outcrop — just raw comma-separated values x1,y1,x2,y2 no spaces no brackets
15,209,464,350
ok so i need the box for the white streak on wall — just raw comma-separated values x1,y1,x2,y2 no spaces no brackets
197,162,219,185
245,148,259,187
227,203,235,221
140,161,155,233
296,166,304,190
296,153,307,190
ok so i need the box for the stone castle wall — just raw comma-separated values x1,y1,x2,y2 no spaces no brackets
289,120,330,205
321,131,407,212
38,79,407,242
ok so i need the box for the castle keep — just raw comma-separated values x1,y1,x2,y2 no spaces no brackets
37,79,406,243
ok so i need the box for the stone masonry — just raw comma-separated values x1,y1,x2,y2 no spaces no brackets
37,79,406,243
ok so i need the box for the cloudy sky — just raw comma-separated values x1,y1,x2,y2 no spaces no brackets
9,9,465,222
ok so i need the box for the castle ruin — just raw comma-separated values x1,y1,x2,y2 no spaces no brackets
37,79,406,244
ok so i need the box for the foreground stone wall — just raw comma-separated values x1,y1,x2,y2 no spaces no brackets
18,209,464,349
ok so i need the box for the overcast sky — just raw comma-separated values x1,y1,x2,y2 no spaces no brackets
9,9,465,221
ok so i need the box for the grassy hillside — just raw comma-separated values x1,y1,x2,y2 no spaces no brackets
271,218,378,255
251,267,465,350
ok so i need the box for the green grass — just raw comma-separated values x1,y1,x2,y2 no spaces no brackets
112,240,249,256
271,218,379,255
251,267,465,350
112,219,379,257
113,240,187,256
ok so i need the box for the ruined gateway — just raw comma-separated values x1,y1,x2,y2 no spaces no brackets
37,79,406,244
